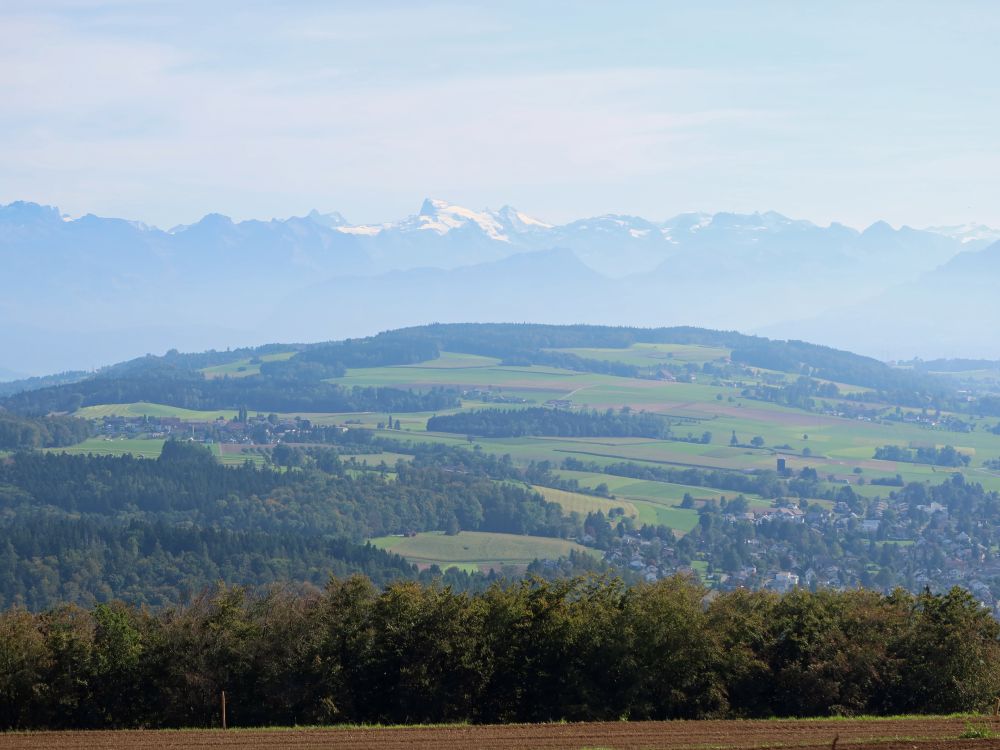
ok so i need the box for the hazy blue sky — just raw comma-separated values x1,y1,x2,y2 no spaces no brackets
2,0,998,229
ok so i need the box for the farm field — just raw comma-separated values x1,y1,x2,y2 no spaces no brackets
547,344,870,394
551,469,771,531
369,531,593,573
200,351,296,379
47,439,270,466
77,402,239,420
45,437,166,459
214,443,268,466
531,484,639,518
332,356,997,458
69,343,1000,500
1,716,997,750
397,351,503,369
552,341,732,366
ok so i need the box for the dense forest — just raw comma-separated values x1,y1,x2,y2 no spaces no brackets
0,412,91,449
2,369,458,416
427,407,673,439
0,370,90,399
873,444,970,467
728,338,949,405
0,577,997,729
0,441,584,608
0,519,433,611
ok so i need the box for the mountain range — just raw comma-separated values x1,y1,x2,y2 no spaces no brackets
1,198,998,374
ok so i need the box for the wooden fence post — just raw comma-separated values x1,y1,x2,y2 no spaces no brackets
221,690,227,730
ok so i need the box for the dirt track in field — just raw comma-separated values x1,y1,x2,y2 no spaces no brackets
2,717,999,749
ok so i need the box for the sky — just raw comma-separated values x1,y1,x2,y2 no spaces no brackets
2,0,998,230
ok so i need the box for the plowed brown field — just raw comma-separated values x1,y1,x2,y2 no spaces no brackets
2,716,999,750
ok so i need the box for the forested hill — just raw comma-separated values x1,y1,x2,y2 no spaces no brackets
2,368,459,416
400,323,950,402
2,323,953,415
0,440,581,609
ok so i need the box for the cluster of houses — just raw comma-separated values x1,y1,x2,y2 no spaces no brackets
99,413,307,444
882,410,975,433
461,388,528,404
598,531,679,583
590,484,1000,618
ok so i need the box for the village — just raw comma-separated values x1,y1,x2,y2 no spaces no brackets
98,412,308,444
599,481,1000,619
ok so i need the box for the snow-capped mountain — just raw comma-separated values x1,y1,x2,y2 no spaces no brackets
402,198,510,241
0,197,994,372
323,198,558,269
333,199,554,243
924,223,1000,250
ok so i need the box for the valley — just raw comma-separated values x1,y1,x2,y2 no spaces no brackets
5,324,1000,611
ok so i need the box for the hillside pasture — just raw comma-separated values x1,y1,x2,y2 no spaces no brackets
214,443,267,466
45,437,166,459
76,402,238,421
200,351,296,379
394,351,502,369
331,359,614,405
369,531,592,573
550,342,732,366
530,484,639,519
67,346,1000,499
550,470,736,533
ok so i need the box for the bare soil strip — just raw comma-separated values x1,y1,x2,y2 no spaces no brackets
2,716,999,750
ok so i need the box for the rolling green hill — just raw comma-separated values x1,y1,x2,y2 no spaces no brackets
9,323,1000,609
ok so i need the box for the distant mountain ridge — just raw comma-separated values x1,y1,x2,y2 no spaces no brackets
761,239,1000,359
2,198,998,373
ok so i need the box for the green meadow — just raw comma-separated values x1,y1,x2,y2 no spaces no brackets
77,402,238,420
46,437,166,459
552,342,732,366
200,351,296,379
531,484,639,518
369,531,593,573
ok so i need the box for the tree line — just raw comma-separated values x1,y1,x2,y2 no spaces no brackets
1,367,459,416
1,576,997,730
427,407,672,439
874,444,970,467
0,518,442,611
0,412,91,450
561,457,788,499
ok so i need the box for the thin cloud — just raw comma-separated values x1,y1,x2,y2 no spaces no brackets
1,2,998,229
